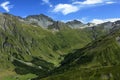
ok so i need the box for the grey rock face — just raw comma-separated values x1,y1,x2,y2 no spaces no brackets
110,22,120,32
48,21,70,30
25,14,54,28
98,22,114,32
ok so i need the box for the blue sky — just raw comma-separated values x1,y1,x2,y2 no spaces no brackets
0,0,120,24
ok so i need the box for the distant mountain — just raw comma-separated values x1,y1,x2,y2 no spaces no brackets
110,20,120,31
48,21,70,30
66,20,85,28
92,21,120,33
25,14,54,28
25,15,95,29
84,21,120,40
1,12,100,32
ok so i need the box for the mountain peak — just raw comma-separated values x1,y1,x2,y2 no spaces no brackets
66,20,85,28
67,20,83,24
26,14,53,21
25,14,54,28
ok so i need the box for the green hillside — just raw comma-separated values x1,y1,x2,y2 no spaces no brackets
40,27,120,80
0,13,92,79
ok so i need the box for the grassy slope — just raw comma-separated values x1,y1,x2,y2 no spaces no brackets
0,70,37,80
41,28,120,80
42,65,120,80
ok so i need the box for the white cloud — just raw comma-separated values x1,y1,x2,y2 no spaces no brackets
106,1,116,4
73,0,103,5
53,4,79,15
83,0,103,4
42,0,53,7
73,0,115,5
0,1,13,12
53,0,116,15
91,18,120,24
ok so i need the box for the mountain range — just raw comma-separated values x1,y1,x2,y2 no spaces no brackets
0,12,120,80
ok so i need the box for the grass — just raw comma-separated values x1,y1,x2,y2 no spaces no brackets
0,70,36,80
2,73,36,80
41,65,120,80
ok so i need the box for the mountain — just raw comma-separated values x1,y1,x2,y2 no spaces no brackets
66,20,95,29
66,20,86,29
25,14,54,28
1,12,120,80
39,21,120,80
24,15,89,29
111,20,120,31
48,21,71,30
91,20,120,34
84,21,120,40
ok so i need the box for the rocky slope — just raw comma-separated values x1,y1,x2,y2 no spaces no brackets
25,14,54,28
48,21,71,30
